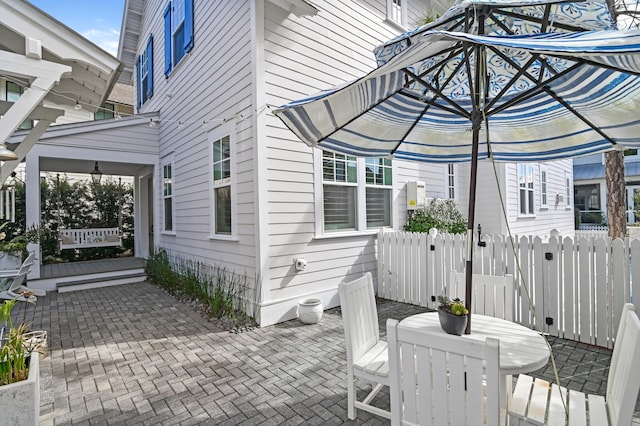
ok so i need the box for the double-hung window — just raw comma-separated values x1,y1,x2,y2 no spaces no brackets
540,165,548,208
447,164,456,199
386,0,407,27
209,123,236,238
518,164,535,215
163,0,194,76
365,158,392,228
136,35,153,110
565,171,572,208
321,151,393,233
162,161,174,233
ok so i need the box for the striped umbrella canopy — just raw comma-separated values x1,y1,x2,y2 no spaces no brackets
273,0,640,333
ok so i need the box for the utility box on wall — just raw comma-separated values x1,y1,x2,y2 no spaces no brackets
406,181,426,210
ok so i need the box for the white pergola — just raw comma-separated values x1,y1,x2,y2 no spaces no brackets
0,0,122,183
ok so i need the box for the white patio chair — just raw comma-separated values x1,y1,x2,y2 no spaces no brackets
450,271,514,321
509,303,640,425
387,318,503,425
0,252,39,302
338,272,390,420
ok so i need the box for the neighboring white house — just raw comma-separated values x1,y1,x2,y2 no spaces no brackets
2,0,574,326
574,152,640,227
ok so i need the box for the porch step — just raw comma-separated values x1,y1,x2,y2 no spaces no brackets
57,270,146,293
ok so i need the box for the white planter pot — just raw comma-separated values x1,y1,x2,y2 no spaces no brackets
298,298,323,324
0,353,40,426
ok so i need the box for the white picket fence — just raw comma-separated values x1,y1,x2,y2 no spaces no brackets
377,230,640,349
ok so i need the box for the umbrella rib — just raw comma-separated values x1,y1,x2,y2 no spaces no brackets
401,89,469,118
488,61,583,117
389,103,433,156
497,9,592,33
544,86,618,146
403,67,472,119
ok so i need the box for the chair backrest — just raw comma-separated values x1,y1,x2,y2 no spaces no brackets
338,272,380,364
606,304,640,426
7,252,36,293
450,271,514,321
387,318,501,426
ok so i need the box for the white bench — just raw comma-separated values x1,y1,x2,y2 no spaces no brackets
59,228,122,250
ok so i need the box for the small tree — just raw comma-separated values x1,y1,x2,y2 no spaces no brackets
404,198,467,234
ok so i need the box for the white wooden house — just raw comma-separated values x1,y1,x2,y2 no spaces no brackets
3,0,574,326
109,0,574,326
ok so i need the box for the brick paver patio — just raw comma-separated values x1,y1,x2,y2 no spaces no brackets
8,281,640,425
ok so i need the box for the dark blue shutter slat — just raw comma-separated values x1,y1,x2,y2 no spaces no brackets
184,0,194,53
147,35,154,98
163,2,172,76
136,56,142,110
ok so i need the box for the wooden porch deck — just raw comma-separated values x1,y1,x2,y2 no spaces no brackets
40,257,146,279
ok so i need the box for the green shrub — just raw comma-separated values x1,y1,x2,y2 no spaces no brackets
404,198,467,234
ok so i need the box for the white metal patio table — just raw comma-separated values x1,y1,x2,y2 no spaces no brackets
399,312,550,408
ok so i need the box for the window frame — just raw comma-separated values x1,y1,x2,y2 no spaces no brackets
517,163,535,217
565,171,572,209
446,163,456,200
161,158,175,234
315,150,394,237
136,35,154,111
386,0,408,28
540,164,548,209
208,122,237,240
164,0,194,76
5,81,33,129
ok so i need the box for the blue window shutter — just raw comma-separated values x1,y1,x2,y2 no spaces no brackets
146,35,154,98
184,0,194,53
163,2,172,76
135,56,142,110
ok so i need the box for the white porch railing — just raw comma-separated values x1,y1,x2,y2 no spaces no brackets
377,230,639,349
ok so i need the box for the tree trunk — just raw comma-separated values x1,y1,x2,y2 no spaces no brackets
605,151,626,239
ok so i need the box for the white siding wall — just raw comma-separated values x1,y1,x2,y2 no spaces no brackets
475,160,575,238
262,0,436,324
136,1,257,277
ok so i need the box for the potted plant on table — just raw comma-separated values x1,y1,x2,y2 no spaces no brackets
437,295,469,336
0,294,41,426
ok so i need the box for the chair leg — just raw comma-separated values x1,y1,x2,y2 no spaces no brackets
347,370,356,420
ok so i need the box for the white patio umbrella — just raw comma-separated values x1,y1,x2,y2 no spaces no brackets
273,0,640,333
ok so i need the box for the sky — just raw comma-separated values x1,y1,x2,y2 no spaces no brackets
28,0,125,57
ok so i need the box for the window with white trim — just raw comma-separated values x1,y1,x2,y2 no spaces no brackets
164,0,194,76
447,163,456,199
387,0,407,26
518,164,535,215
209,123,236,238
321,151,392,232
540,165,548,208
365,158,392,228
565,171,572,207
162,162,174,232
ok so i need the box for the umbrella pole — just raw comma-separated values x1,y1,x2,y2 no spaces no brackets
465,119,481,335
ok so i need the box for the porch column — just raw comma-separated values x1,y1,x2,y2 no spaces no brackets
25,152,41,279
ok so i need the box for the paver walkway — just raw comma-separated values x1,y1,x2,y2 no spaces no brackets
8,281,640,425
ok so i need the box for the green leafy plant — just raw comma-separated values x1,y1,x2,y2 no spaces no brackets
0,295,36,385
404,198,467,234
437,295,469,316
